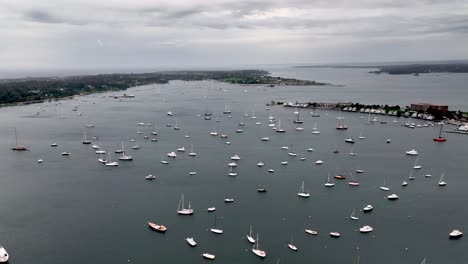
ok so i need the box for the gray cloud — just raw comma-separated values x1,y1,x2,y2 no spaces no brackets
0,0,467,70
25,10,61,24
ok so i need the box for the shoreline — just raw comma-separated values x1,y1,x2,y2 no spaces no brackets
269,100,468,124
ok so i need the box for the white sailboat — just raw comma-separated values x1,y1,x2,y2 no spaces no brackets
177,194,194,215
188,144,197,156
161,155,169,164
438,173,447,186
210,214,223,234
380,177,390,191
324,173,335,187
82,129,91,144
312,122,320,134
297,181,310,198
118,142,133,160
413,157,422,169
105,153,118,166
276,119,285,133
251,233,266,258
246,226,255,244
350,209,359,220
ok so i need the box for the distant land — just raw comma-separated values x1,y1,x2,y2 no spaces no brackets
293,63,468,75
0,70,328,106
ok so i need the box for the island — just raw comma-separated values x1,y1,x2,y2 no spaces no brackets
0,70,328,106
293,63,468,75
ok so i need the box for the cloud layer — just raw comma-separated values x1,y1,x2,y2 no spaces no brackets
1,0,467,70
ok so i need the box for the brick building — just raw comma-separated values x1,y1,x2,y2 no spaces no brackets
411,103,448,112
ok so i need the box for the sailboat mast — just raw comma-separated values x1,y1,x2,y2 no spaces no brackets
14,128,18,146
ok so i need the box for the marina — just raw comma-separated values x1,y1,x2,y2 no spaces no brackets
0,68,467,264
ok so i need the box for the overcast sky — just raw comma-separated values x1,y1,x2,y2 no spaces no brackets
1,0,467,70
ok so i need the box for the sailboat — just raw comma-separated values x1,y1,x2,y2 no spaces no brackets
246,226,255,244
11,128,28,151
276,119,286,133
82,129,91,144
210,214,223,234
358,129,365,139
173,119,180,130
324,173,335,187
251,233,266,258
380,177,390,191
433,124,447,142
297,181,310,198
312,122,320,134
105,152,118,166
348,173,360,186
287,237,298,251
188,144,197,156
151,123,158,135
177,194,194,215
438,173,447,186
350,210,359,220
161,155,169,164
293,108,303,124
118,142,133,160
223,104,231,114
408,169,415,180
413,157,422,169
336,115,348,130
228,167,237,177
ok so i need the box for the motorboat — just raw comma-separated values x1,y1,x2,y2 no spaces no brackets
305,229,318,235
329,232,341,238
224,198,234,203
230,155,240,160
0,245,9,263
148,221,167,232
449,229,463,239
167,152,177,158
145,174,156,180
387,194,399,200
257,162,265,167
202,253,215,260
359,225,373,233
61,152,71,156
406,149,418,156
335,174,346,180
96,150,106,154
363,205,373,212
345,138,355,144
185,237,197,247
207,207,216,212
315,160,324,165
261,137,269,141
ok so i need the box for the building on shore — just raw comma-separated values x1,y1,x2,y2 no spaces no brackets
411,103,448,112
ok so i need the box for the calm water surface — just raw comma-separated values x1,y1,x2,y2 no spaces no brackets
0,68,467,264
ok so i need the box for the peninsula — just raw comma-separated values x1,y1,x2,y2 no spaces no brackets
0,70,327,106
293,63,468,75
